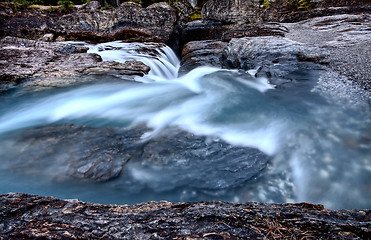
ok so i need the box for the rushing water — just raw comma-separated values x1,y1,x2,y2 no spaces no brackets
0,41,370,209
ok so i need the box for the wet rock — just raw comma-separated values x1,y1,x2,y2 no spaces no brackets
179,40,227,73
129,128,269,191
222,36,327,70
0,37,150,89
0,125,135,182
0,124,269,188
0,192,370,239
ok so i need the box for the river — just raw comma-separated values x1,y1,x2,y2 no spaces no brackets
0,41,370,210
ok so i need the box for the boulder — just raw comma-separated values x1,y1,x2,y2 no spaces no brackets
0,193,369,239
179,40,227,73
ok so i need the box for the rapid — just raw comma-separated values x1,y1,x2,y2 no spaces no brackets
0,41,370,209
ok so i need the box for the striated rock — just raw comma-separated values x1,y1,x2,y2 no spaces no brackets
201,0,371,24
180,40,227,73
0,37,150,89
202,0,263,24
0,1,178,44
181,21,288,44
182,13,371,92
0,192,370,239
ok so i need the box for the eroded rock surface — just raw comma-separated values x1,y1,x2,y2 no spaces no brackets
0,37,150,90
0,125,269,185
0,193,370,239
0,2,178,44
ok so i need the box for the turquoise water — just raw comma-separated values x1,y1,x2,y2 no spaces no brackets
0,42,370,209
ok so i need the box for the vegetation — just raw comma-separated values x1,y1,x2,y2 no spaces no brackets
57,0,73,10
260,0,312,11
262,0,270,9
297,0,311,10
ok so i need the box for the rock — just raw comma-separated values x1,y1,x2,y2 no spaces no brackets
129,128,269,191
201,0,263,24
0,2,178,44
0,37,150,90
0,192,370,239
0,124,269,188
283,13,371,91
201,0,371,24
181,21,288,44
179,40,227,73
40,33,54,42
55,35,66,42
0,125,135,182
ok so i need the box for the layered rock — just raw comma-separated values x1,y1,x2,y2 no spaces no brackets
0,193,369,239
180,13,371,92
0,37,150,90
0,1,178,44
201,0,371,24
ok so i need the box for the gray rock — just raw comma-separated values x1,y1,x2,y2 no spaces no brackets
129,128,269,191
0,193,369,239
0,2,178,44
283,14,371,91
0,125,134,182
179,40,227,73
0,37,150,90
0,124,269,187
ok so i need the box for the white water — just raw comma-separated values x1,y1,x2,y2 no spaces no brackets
0,41,370,209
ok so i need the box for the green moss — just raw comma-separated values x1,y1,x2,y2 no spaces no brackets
189,13,201,21
262,0,270,9
298,0,311,10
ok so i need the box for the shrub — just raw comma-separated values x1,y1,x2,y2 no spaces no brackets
58,0,73,10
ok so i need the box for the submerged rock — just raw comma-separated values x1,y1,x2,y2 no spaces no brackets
0,192,370,239
0,125,134,181
0,124,269,186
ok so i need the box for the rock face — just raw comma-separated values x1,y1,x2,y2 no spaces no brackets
0,37,150,90
180,13,371,92
0,193,370,239
0,1,178,44
0,125,269,184
201,0,371,23
179,40,227,73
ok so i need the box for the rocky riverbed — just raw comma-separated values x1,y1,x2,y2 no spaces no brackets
0,0,370,238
